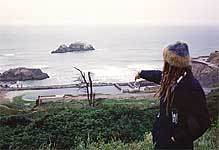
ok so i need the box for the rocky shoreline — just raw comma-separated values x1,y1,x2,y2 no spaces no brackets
0,51,218,94
3,80,156,92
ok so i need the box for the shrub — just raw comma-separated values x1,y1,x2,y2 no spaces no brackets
0,103,159,149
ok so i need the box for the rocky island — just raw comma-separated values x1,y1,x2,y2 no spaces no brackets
51,42,95,53
0,67,49,81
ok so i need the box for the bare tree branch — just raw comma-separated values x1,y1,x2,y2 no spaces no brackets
88,72,93,106
74,67,90,104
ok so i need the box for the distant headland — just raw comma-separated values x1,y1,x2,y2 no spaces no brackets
51,42,95,53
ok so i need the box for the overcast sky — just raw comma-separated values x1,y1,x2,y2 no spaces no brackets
0,0,218,26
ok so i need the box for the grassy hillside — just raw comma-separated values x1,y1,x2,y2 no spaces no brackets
0,89,218,150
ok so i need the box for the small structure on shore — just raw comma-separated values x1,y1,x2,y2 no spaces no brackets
113,83,159,93
51,42,95,53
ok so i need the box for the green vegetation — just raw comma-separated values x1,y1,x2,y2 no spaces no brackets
0,98,159,149
76,132,154,150
195,122,218,150
0,89,218,150
0,96,34,116
206,88,219,122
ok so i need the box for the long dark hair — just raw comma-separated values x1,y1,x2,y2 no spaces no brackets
155,61,191,115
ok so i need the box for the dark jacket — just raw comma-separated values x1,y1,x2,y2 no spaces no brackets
139,70,210,150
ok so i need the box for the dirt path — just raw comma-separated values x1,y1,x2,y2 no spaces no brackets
51,92,157,102
0,89,9,104
36,92,157,105
85,92,156,100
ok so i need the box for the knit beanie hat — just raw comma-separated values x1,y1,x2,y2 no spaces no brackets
163,41,190,68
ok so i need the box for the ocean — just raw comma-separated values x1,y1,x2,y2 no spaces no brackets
0,25,219,87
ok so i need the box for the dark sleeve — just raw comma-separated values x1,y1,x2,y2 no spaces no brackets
174,88,210,142
139,70,162,84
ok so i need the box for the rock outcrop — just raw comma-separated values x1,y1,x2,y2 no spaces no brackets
51,42,95,53
0,67,49,81
206,51,219,66
191,51,219,88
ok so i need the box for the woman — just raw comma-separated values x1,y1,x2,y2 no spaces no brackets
135,41,210,149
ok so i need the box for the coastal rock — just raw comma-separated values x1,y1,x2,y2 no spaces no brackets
0,67,49,81
191,51,219,88
52,44,70,53
206,51,219,66
51,42,95,53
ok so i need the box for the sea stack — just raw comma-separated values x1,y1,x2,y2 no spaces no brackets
51,42,95,53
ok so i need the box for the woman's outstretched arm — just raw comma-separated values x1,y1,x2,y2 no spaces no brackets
136,70,162,84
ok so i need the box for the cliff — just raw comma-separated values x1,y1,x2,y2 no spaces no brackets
191,51,219,88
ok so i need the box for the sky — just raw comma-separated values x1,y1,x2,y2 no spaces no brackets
0,0,219,26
